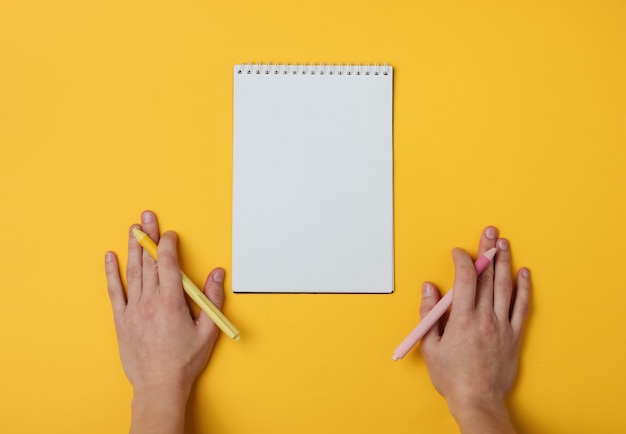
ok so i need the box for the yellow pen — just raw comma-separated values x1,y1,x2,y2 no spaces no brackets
132,228,240,341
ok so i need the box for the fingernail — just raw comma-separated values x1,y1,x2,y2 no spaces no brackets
141,211,155,223
486,226,498,240
521,268,530,278
422,282,433,296
497,238,509,251
105,251,115,263
213,268,225,283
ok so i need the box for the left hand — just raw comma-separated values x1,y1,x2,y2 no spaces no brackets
105,210,224,398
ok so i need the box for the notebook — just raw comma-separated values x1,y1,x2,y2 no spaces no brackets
232,63,394,293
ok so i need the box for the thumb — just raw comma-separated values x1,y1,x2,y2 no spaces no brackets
197,267,226,332
419,282,443,343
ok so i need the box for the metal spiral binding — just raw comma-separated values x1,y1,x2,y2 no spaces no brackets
235,63,391,76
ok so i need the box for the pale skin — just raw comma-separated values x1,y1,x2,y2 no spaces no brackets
420,226,531,434
105,210,224,434
105,213,530,433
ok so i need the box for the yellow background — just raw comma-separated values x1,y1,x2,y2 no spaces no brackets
1,1,625,433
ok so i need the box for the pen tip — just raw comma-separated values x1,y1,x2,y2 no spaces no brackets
484,247,497,260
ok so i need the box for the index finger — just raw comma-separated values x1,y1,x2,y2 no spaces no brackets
156,231,185,300
475,226,498,311
493,238,514,322
450,248,478,313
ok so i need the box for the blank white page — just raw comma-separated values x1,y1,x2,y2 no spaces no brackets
232,63,393,293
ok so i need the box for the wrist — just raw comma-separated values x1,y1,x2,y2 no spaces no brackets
446,395,515,434
132,382,191,414
132,380,192,400
130,384,191,434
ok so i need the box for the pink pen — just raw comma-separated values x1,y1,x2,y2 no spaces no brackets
392,247,497,361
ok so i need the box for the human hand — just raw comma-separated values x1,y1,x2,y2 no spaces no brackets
419,227,531,434
105,211,224,434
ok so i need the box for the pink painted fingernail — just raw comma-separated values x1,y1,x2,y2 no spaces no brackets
521,268,530,278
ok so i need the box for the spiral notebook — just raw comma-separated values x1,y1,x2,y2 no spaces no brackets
232,63,394,293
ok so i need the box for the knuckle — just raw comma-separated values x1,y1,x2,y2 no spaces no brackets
143,256,158,271
160,293,182,311
451,311,473,330
456,270,476,288
419,293,437,318
477,269,494,286
126,265,142,281
138,298,157,320
157,251,178,269
419,305,431,319
498,279,513,297
478,311,498,334
480,320,497,336
210,289,225,308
